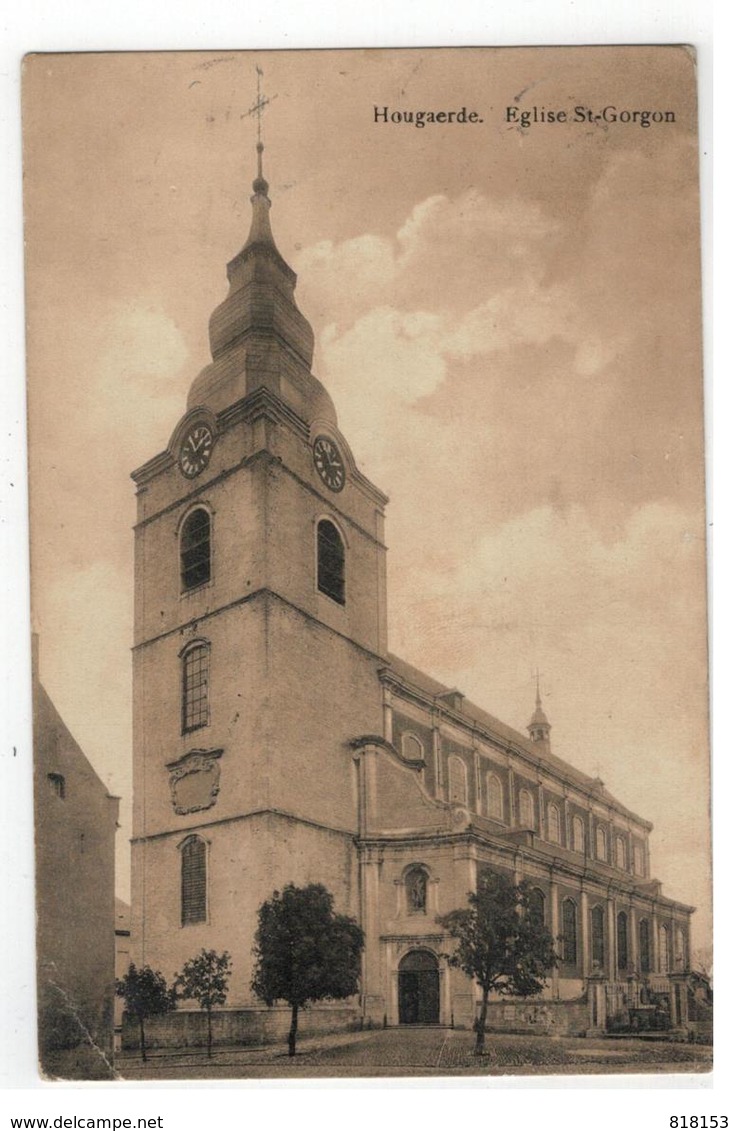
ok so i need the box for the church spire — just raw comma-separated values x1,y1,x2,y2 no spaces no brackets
241,138,282,257
186,73,324,421
241,68,282,259
527,671,551,752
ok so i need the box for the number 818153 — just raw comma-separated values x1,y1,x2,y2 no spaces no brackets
670,1119,728,1128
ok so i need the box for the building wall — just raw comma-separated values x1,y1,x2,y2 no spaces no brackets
33,672,119,1058
355,720,693,1032
132,810,358,1004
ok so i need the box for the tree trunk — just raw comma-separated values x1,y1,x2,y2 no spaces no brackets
288,1002,299,1057
206,1007,213,1059
475,988,490,1055
139,1016,147,1063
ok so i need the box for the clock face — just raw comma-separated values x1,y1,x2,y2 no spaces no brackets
313,436,346,492
179,424,215,479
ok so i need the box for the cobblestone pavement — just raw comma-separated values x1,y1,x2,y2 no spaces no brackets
115,1027,712,1080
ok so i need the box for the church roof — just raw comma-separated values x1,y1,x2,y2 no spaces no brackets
385,652,651,829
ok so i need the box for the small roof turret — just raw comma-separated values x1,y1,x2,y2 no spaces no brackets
527,672,551,753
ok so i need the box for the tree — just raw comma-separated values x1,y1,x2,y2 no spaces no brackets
438,870,558,1055
174,949,232,1058
251,883,364,1057
115,963,176,1063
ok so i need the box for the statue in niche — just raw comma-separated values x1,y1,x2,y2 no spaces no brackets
407,869,427,912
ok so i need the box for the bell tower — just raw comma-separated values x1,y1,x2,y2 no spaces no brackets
129,139,388,1007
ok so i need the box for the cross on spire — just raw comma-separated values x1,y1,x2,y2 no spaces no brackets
246,66,278,180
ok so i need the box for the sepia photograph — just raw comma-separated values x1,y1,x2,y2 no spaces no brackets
21,46,711,1081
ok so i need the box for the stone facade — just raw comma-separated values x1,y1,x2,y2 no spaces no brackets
129,154,694,1043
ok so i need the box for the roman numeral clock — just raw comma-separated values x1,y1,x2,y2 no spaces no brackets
179,423,215,479
313,436,346,492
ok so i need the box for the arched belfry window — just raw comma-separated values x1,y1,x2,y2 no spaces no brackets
405,866,428,914
180,835,207,925
317,519,345,605
180,508,211,591
182,642,210,733
572,814,585,853
615,835,626,869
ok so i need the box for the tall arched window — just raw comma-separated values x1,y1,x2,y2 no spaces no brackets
595,825,607,861
529,888,545,930
562,899,577,964
615,836,626,869
182,642,209,733
180,508,211,591
317,519,345,604
675,928,686,971
181,836,207,925
617,910,629,971
633,843,645,876
572,814,585,853
639,918,651,973
486,772,504,820
547,801,561,844
591,905,605,969
518,788,534,828
448,756,468,805
405,866,428,914
658,924,670,973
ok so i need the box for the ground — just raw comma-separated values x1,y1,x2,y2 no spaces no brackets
112,1028,712,1080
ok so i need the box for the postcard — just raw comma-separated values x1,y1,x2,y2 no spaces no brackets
22,46,710,1080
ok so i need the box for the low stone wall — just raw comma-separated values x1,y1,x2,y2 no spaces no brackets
482,998,589,1037
122,1004,362,1051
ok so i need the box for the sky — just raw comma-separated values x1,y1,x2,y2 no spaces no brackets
22,48,710,953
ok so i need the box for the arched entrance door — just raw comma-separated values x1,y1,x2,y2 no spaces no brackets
398,949,440,1025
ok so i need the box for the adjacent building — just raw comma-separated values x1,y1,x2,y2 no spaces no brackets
33,637,120,1069
129,146,693,1045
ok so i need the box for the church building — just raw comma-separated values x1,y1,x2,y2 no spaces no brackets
129,142,693,1045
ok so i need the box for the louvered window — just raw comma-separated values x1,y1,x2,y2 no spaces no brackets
181,837,207,925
